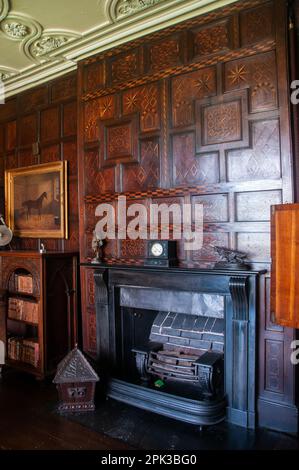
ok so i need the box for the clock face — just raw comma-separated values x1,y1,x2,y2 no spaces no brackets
151,242,164,257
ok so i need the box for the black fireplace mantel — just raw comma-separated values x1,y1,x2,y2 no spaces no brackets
84,263,265,429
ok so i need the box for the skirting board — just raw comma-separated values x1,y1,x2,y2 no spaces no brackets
258,398,298,434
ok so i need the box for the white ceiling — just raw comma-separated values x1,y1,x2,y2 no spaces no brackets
0,0,238,97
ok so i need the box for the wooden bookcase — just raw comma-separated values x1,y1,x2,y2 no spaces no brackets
0,251,78,379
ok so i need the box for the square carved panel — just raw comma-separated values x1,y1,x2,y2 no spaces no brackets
109,49,141,85
204,101,241,145
196,90,249,152
191,19,233,59
99,116,139,168
240,3,274,47
146,34,183,72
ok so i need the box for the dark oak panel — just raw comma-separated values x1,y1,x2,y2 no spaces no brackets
79,0,287,269
0,72,78,252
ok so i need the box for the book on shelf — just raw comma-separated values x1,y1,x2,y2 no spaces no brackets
8,297,38,324
15,274,33,294
8,337,39,368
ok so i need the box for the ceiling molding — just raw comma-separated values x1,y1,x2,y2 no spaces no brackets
1,0,238,98
0,0,9,22
111,0,166,21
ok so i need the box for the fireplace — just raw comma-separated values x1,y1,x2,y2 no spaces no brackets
93,266,262,429
127,294,225,402
143,308,225,399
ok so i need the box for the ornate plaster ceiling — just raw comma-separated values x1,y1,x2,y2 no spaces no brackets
0,0,238,97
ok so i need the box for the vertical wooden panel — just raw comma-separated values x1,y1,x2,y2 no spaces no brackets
41,107,60,143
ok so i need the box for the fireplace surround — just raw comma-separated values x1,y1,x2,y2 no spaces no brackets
91,265,263,429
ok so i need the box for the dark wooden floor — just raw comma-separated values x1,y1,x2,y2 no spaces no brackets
0,369,133,450
1,368,299,451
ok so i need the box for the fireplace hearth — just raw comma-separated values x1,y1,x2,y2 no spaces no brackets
91,266,263,429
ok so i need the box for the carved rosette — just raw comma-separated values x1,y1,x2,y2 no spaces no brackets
0,15,34,42
3,21,29,39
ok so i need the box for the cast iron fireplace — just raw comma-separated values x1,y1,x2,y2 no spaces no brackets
93,266,262,429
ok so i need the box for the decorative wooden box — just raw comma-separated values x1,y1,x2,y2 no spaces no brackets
53,346,99,412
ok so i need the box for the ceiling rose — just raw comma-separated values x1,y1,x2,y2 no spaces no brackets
3,21,29,39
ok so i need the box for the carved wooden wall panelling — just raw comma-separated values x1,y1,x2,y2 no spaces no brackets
79,0,290,269
0,72,79,252
80,266,98,357
78,0,298,427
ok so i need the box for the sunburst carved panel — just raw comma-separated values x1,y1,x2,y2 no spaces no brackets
224,51,278,113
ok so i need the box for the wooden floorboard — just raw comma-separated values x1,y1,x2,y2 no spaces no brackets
0,370,133,450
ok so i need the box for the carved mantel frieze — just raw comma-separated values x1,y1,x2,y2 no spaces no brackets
229,276,249,321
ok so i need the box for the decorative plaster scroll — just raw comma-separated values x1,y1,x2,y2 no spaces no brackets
114,0,166,20
0,66,18,81
32,36,68,56
29,32,79,61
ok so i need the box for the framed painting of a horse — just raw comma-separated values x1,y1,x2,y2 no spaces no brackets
5,162,68,238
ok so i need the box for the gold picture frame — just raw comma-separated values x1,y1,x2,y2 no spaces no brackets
5,161,68,239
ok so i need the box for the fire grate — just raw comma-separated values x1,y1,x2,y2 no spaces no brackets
147,350,200,383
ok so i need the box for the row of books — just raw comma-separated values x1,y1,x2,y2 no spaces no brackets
14,274,34,295
8,337,39,368
8,297,38,324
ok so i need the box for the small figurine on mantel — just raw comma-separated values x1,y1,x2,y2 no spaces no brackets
91,230,104,264
213,246,250,270
39,243,46,254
